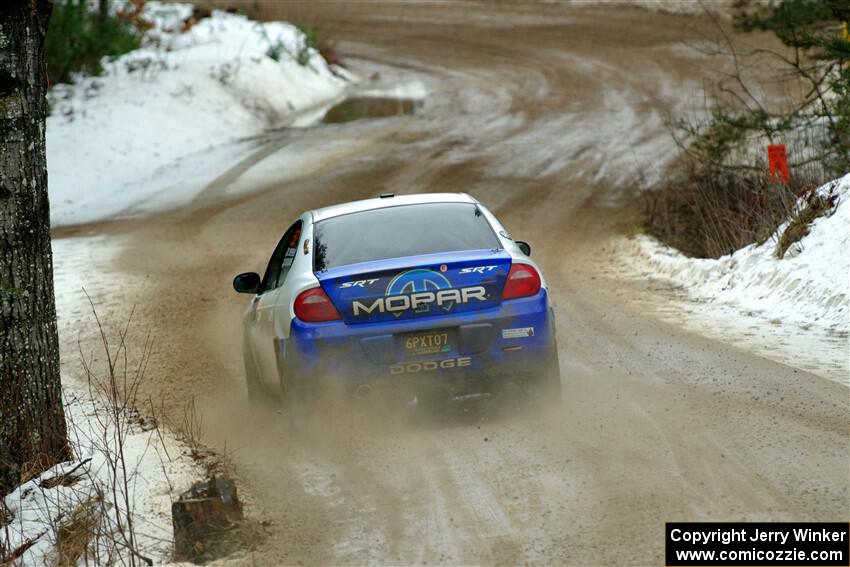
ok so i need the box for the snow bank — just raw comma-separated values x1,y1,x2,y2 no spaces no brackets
10,220,216,565
47,2,350,227
553,0,761,17
620,174,849,382
1,379,204,566
632,175,848,332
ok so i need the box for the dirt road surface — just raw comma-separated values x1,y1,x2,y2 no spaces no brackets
52,3,848,565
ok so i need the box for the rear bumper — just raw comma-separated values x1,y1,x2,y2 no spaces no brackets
278,289,555,388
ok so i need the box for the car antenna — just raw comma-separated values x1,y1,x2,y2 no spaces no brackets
379,192,395,199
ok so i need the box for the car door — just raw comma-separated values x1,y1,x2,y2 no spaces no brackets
250,220,303,385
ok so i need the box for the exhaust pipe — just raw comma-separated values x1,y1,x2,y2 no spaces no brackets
355,384,373,398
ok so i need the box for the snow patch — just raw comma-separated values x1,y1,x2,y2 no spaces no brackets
47,2,352,227
550,0,753,17
356,79,429,101
1,379,204,566
618,174,850,384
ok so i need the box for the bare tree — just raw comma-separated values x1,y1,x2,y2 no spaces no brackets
0,0,69,496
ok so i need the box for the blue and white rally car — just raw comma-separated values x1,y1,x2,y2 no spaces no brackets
233,193,560,408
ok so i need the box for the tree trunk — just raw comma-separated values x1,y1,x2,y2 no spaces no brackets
98,0,109,24
0,0,68,497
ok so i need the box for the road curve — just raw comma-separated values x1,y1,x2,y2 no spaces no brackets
53,3,848,565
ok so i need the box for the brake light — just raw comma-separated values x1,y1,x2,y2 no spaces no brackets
502,263,541,300
294,287,341,322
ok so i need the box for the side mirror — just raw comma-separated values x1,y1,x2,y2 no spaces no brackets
233,272,261,294
516,241,531,256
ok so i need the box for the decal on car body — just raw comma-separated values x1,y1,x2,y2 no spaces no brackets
351,268,488,317
340,278,380,289
502,327,535,339
353,286,487,317
389,356,472,374
459,265,499,274
316,249,513,324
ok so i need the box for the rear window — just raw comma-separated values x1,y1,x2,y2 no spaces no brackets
313,202,500,271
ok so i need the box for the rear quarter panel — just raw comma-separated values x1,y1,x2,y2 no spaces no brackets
477,204,549,291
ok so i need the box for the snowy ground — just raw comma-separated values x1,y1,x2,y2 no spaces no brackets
615,174,850,384
546,0,757,16
47,2,353,227
1,231,218,566
1,376,204,566
577,0,743,16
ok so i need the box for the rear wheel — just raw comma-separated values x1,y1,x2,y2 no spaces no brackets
277,348,317,427
543,343,562,402
244,352,276,409
527,340,562,406
278,371,294,420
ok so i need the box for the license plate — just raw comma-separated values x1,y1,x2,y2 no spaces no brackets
401,330,453,357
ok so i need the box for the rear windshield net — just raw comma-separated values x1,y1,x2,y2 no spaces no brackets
313,202,500,271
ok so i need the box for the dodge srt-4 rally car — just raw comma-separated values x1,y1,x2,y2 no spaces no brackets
233,193,561,408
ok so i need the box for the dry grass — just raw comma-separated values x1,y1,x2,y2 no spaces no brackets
1,537,39,567
173,517,269,564
75,297,155,566
644,154,839,260
774,186,839,259
18,454,59,487
643,166,803,258
54,497,101,567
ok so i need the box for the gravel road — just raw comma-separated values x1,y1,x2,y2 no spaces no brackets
52,3,849,565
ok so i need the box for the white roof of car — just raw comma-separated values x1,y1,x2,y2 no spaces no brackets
310,192,479,222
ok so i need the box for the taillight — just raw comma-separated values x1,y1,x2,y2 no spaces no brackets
294,287,340,322
502,263,541,300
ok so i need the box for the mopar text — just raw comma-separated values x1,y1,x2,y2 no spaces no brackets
352,286,487,316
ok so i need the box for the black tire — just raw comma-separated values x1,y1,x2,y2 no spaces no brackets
543,341,563,403
275,341,297,423
276,346,316,427
244,351,274,409
525,339,562,406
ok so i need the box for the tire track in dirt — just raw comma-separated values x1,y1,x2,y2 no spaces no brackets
52,3,849,564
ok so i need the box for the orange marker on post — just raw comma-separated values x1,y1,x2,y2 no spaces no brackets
767,144,790,184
